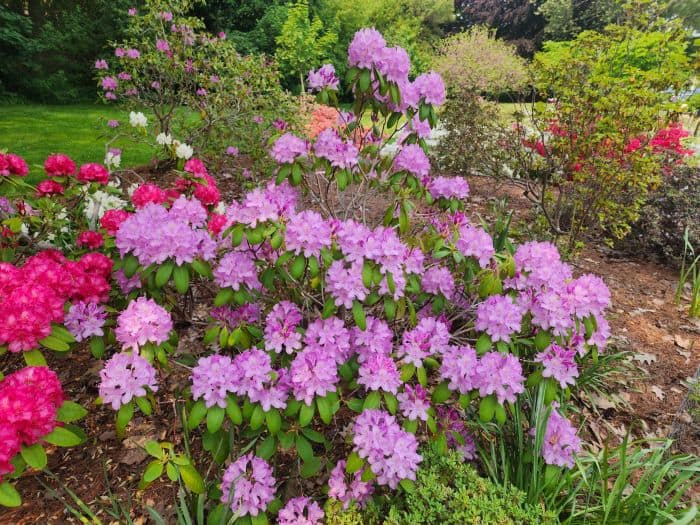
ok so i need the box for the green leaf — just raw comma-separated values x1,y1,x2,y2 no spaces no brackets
475,333,492,354
265,409,282,435
301,428,325,444
384,297,396,320
300,457,322,479
56,401,88,423
479,396,497,423
173,264,190,294
90,337,105,359
417,366,428,387
359,69,371,92
361,467,376,482
278,432,295,450
352,300,366,331
143,460,164,483
123,255,139,278
295,435,314,462
43,426,83,447
495,403,507,424
251,512,269,525
322,297,336,319
116,402,134,438
40,335,69,352
534,330,552,351
257,436,276,460
21,443,47,470
207,406,225,434
51,325,75,344
400,364,415,382
214,288,234,307
316,396,332,424
0,481,21,507
290,255,306,280
191,259,213,279
166,462,178,482
135,396,152,416
399,478,416,493
431,382,452,404
363,391,381,410
226,398,243,425
298,402,315,427
155,261,174,288
384,392,398,414
346,451,364,474
362,261,373,288
187,400,207,430
179,464,205,494
346,398,364,412
23,349,46,367
250,405,265,430
145,441,163,459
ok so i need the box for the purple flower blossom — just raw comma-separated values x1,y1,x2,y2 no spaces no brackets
588,314,610,351
156,39,170,52
307,64,339,91
328,460,374,509
413,72,446,106
377,46,410,83
436,406,476,459
99,352,158,410
393,144,430,178
65,301,107,342
528,289,575,336
115,47,125,57
230,349,272,399
456,225,494,268
117,71,131,81
278,497,324,525
226,146,238,156
397,384,430,421
440,345,479,395
213,251,259,291
535,344,579,388
115,198,216,266
304,316,351,363
289,347,338,405
108,119,120,128
510,241,571,291
101,76,117,90
348,28,386,69
358,354,401,394
271,133,307,164
475,351,525,404
326,261,367,309
221,453,275,517
408,113,432,138
127,7,136,16
475,295,523,343
428,176,469,200
191,355,236,408
264,301,303,354
159,11,173,21
313,128,359,169
210,304,260,329
115,297,173,351
227,182,298,227
540,404,581,468
95,59,109,70
421,265,455,298
567,274,610,317
352,409,421,488
399,317,450,366
351,316,393,362
113,268,141,293
126,48,140,59
285,210,332,257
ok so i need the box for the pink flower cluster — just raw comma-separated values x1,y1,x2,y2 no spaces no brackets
539,403,581,467
328,460,374,509
221,453,275,517
115,297,173,351
0,367,64,481
0,153,29,177
99,352,158,410
278,497,324,525
307,64,339,92
0,250,111,352
352,409,421,489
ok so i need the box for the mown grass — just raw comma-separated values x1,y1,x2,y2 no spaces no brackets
0,103,154,184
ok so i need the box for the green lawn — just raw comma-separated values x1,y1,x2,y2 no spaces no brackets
0,103,154,184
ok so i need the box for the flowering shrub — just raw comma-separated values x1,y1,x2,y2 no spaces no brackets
1,26,632,521
95,0,299,169
507,25,693,252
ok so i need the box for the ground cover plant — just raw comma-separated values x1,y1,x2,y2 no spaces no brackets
1,4,699,524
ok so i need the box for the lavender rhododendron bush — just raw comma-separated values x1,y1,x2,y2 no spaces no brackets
0,28,618,521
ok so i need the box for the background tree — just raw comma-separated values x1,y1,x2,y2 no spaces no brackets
275,0,337,91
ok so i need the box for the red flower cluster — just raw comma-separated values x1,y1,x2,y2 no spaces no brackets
650,122,694,157
184,158,221,207
77,163,110,184
132,183,169,208
37,179,65,196
77,230,105,249
0,250,112,352
44,154,76,177
0,367,64,481
100,209,131,235
0,153,29,177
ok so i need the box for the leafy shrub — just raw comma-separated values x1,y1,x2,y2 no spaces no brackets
508,23,693,253
325,446,555,524
96,0,299,168
622,165,700,265
434,27,526,178
2,27,615,524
